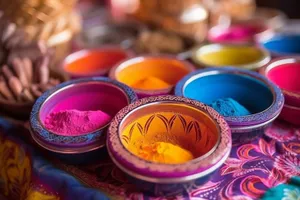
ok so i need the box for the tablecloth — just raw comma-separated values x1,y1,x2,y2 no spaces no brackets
0,117,299,200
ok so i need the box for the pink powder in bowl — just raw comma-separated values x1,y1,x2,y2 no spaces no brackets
44,109,112,136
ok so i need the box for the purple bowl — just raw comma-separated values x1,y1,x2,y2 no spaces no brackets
30,77,137,163
107,95,231,196
175,67,284,144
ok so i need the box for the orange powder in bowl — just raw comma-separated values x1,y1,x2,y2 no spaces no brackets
64,48,130,77
115,57,192,91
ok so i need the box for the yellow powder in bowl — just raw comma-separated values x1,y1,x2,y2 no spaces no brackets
132,142,194,164
197,46,265,67
130,76,171,90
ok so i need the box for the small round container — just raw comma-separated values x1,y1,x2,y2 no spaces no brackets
107,96,231,196
175,67,284,144
208,20,270,44
74,22,142,49
261,57,300,107
109,56,195,98
62,47,132,78
260,34,300,57
30,77,137,164
191,43,271,70
279,104,300,126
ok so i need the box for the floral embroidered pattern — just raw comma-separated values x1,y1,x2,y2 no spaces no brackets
60,120,300,199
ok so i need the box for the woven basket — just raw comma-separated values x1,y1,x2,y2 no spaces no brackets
0,0,78,25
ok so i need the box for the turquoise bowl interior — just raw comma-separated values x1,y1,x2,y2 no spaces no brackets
183,73,273,114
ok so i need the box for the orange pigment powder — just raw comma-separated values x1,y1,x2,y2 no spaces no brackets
135,142,194,164
131,76,171,90
65,50,128,76
116,58,191,90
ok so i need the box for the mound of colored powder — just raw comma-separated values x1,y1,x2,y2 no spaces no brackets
209,98,251,117
44,109,112,136
130,76,171,90
136,142,194,164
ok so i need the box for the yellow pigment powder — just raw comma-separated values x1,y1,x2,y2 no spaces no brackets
130,142,194,164
130,76,171,90
197,46,264,67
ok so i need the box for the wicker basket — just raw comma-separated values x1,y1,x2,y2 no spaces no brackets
0,0,78,25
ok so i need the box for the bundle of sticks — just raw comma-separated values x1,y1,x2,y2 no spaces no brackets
0,19,61,103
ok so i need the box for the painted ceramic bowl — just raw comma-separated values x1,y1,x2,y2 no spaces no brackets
260,34,300,57
62,46,133,78
30,77,137,164
107,96,231,196
208,20,271,44
109,56,195,98
261,57,300,107
191,43,271,70
279,104,300,126
175,67,284,144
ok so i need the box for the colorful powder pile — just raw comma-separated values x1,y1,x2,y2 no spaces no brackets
130,76,171,90
44,109,112,136
210,98,251,117
133,142,194,164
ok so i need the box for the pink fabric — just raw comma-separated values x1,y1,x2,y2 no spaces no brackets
44,109,112,136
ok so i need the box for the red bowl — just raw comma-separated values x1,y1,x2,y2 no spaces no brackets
260,57,300,107
279,104,300,126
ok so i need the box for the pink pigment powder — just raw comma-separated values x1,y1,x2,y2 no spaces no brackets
44,109,112,136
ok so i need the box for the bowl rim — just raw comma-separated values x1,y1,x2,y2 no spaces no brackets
30,77,138,154
107,95,231,182
109,55,195,96
191,43,271,70
259,34,300,56
261,56,300,99
175,67,284,127
61,46,134,77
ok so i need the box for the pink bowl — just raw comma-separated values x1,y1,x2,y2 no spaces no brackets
261,57,300,107
208,20,272,44
279,104,300,126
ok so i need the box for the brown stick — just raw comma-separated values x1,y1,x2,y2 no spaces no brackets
30,84,43,98
0,76,14,100
22,57,33,85
12,58,29,87
8,77,23,100
36,56,50,84
20,88,34,102
1,65,14,81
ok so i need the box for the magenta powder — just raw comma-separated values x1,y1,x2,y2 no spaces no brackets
44,109,112,136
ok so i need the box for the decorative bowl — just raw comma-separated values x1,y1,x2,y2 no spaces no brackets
260,34,300,57
30,77,137,164
62,46,132,78
175,67,284,144
208,20,271,44
261,57,300,107
109,56,195,98
191,43,271,70
279,103,300,126
107,95,231,196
